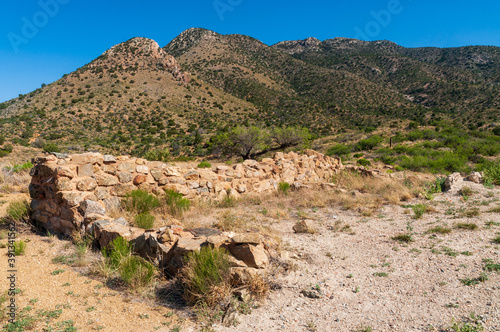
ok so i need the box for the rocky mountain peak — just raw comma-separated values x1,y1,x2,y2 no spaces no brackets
164,28,222,57
273,37,322,54
88,37,188,82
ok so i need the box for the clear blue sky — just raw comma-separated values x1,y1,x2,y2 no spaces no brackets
1,0,499,103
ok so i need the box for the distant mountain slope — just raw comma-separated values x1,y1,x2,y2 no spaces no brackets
165,28,418,131
0,37,259,156
1,29,499,157
273,37,500,122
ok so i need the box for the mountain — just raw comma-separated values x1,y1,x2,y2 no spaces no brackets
0,37,258,156
272,37,500,122
165,28,417,132
1,28,499,157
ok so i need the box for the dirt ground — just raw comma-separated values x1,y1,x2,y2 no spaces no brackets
216,181,500,332
1,168,499,331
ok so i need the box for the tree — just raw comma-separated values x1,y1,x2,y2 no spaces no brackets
211,125,310,160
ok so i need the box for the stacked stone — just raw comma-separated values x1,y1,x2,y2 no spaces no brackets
95,223,269,281
28,149,341,277
29,150,342,236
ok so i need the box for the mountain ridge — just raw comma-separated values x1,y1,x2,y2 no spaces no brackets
1,28,499,156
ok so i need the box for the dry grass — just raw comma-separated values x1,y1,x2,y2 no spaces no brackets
0,162,32,194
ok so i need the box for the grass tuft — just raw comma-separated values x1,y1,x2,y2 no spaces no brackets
180,246,231,306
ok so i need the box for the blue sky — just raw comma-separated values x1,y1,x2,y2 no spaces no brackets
1,0,500,103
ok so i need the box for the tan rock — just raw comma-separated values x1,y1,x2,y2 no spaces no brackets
184,170,199,180
117,162,136,173
57,191,95,207
56,166,76,179
229,267,261,285
77,177,98,191
231,233,261,244
71,153,104,165
136,165,149,174
95,187,110,200
293,220,316,234
228,243,268,268
148,161,164,169
150,169,163,181
96,173,119,186
78,163,94,177
207,234,230,247
55,177,74,192
158,229,178,244
113,183,137,197
102,164,116,174
117,171,133,183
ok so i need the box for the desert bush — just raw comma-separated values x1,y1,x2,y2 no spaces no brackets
481,161,500,185
43,143,60,153
14,240,27,255
4,200,30,224
357,158,371,167
180,246,231,306
144,147,170,162
356,135,384,151
326,144,352,156
102,236,132,269
134,213,155,229
197,161,212,168
124,190,160,215
164,189,190,217
412,204,427,219
278,182,290,196
6,162,33,173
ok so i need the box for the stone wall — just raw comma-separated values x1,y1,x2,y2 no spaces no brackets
29,149,342,236
28,149,342,276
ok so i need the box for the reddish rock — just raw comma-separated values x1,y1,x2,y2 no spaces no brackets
133,174,147,185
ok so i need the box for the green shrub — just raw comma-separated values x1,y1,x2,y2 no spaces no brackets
119,255,156,289
357,158,371,167
197,161,212,169
124,190,160,215
180,246,231,306
5,200,30,224
391,234,413,243
482,162,500,185
356,135,384,151
134,213,155,229
6,162,33,173
144,148,170,162
278,182,290,196
326,144,352,156
14,240,27,255
43,143,60,153
0,135,4,145
164,189,190,217
412,204,427,219
102,236,132,269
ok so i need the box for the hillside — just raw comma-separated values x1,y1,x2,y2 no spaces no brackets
1,28,500,158
0,37,258,157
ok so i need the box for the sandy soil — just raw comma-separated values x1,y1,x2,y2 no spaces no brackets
1,176,499,331
217,181,500,332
